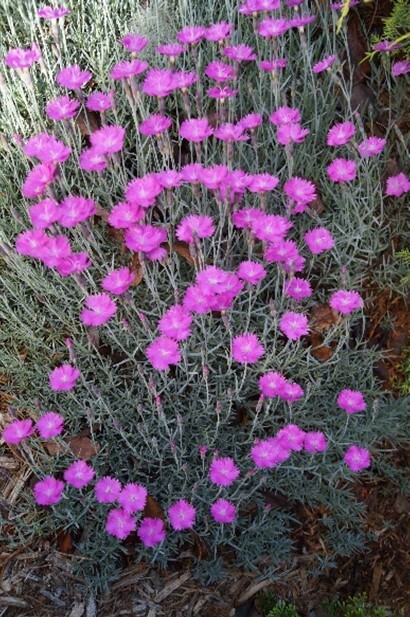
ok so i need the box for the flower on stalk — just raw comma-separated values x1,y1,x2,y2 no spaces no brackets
237,113,262,131
125,224,167,253
312,55,337,73
158,305,192,341
279,311,309,340
337,389,366,414
264,239,299,264
232,333,265,364
156,170,183,189
106,508,136,540
326,158,357,183
207,86,237,100
277,123,310,145
177,25,206,45
37,5,70,19
385,173,410,197
138,517,166,547
269,106,301,126
56,64,91,89
259,58,288,72
199,165,228,189
239,0,281,14
252,215,293,243
118,483,147,513
125,174,163,207
86,90,114,111
46,95,80,121
210,499,236,524
232,207,263,229
326,121,355,146
81,294,117,327
102,267,135,295
79,148,107,172
344,445,371,472
39,235,72,267
223,44,256,62
146,336,181,371
24,133,71,165
58,196,96,227
143,68,176,97
176,214,215,244
4,46,41,70
205,61,235,82
251,437,291,469
247,173,279,193
121,34,148,53
33,476,64,506
284,277,312,300
237,261,266,285
172,70,199,91
214,123,249,142
95,476,122,503
304,227,335,254
329,290,363,314
277,424,305,451
64,461,95,489
304,431,327,453
392,60,410,77
29,199,60,229
90,125,125,155
183,285,214,314
357,136,386,158
139,114,172,137
156,43,187,58
205,21,233,42
373,40,402,52
180,163,204,183
109,59,148,80
289,14,317,28
280,380,305,402
2,419,34,444
258,371,287,397
49,364,80,391
258,18,289,38
209,457,240,486
36,412,64,439
55,252,91,277
168,500,196,530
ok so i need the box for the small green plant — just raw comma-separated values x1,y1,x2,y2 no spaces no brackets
396,248,410,286
265,600,299,617
324,593,404,617
382,0,410,60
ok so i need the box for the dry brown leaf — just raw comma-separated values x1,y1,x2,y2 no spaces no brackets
166,241,197,266
309,304,339,361
57,529,73,554
143,495,165,520
130,253,143,287
45,430,98,460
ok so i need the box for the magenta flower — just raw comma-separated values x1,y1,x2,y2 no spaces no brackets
232,333,265,365
38,6,70,19
64,461,95,489
237,113,262,131
156,170,183,189
280,380,305,403
102,267,135,295
279,312,309,341
283,176,316,206
312,55,337,73
357,136,386,158
199,165,228,190
118,483,147,513
183,285,213,314
344,445,371,472
139,114,172,137
205,61,235,83
207,86,238,100
55,252,91,277
125,225,167,253
172,70,199,92
304,227,335,254
289,14,317,28
24,132,72,165
210,499,236,524
252,215,293,243
269,106,301,126
251,437,290,469
109,59,148,80
205,21,233,42
180,118,213,143
258,371,287,398
108,202,144,229
79,148,107,173
121,33,148,53
142,68,175,97
95,476,122,503
168,499,196,530
329,290,363,314
209,457,240,486
125,174,163,207
4,46,41,70
214,123,249,142
326,121,355,146
181,164,204,182
106,508,136,540
237,261,266,285
89,125,125,155
22,163,56,199
177,25,206,45
33,476,64,506
49,364,80,391
392,60,410,77
138,517,166,547
59,195,96,227
232,207,263,229
39,235,72,268
277,123,310,145
277,424,305,451
35,412,64,439
327,158,357,183
304,431,327,453
247,173,279,193
239,0,280,14
158,305,192,341
46,95,80,121
264,240,299,265
81,294,117,327
223,44,256,62
156,43,187,58
86,90,114,112
258,18,289,38
373,40,402,52
285,277,312,300
176,214,215,244
56,64,91,89
259,58,288,72
337,389,367,414
29,199,60,229
146,336,181,371
2,419,34,444
385,173,410,197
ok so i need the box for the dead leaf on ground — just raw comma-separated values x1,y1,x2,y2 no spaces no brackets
309,304,340,361
166,241,197,266
130,253,143,287
45,429,98,460
57,529,73,554
143,495,165,520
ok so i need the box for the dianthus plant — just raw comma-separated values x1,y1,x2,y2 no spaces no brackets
0,0,409,589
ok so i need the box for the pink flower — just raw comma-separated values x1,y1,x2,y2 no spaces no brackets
121,34,148,53
86,90,114,112
199,165,228,190
373,40,402,52
90,125,125,155
156,170,183,189
39,235,72,267
269,106,301,126
232,207,263,229
304,431,327,453
35,412,64,439
55,252,91,277
357,137,386,158
4,46,41,70
79,148,107,172
49,364,80,391
385,173,410,197
289,14,317,28
158,305,192,341
205,61,235,83
214,123,249,142
304,228,335,254
284,277,312,300
109,59,148,80
279,312,309,340
223,44,256,62
280,380,304,402
337,389,367,414
95,476,122,503
168,499,196,530
102,267,135,295
258,371,287,397
46,95,80,121
125,174,163,207
232,333,265,364
258,18,289,38
259,59,288,72
38,6,70,19
22,163,56,198
33,476,64,506
283,176,316,206
252,215,293,242
205,21,233,42
239,0,280,14
329,290,363,314
59,195,96,227
176,215,215,244
24,133,72,165
326,121,355,146
210,499,236,524
237,113,262,131
264,240,299,264
146,336,181,371
81,294,117,327
2,419,34,444
156,43,187,58
118,483,147,513
209,457,240,486
108,202,144,228
344,445,371,472
177,25,206,45
207,86,238,99
180,118,213,142
326,158,357,183
237,261,266,285
139,114,172,137
142,68,175,97
183,285,213,314
138,517,166,547
251,437,290,469
277,123,310,145
125,225,167,253
29,199,60,229
277,424,305,451
312,55,337,73
64,461,95,489
106,508,137,540
247,173,279,193
392,60,410,77
56,65,91,89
